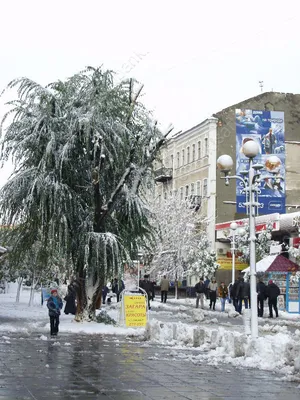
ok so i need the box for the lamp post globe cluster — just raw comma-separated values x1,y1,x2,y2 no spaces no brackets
217,139,261,339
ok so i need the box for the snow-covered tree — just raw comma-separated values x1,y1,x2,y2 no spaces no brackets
233,221,275,264
0,67,171,318
147,194,218,295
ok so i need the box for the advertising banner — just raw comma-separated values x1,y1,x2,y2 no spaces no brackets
124,294,147,327
235,109,285,215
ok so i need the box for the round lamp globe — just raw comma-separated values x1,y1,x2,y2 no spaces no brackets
217,155,234,172
242,140,260,158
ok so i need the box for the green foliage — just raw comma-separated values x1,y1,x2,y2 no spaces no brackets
96,310,117,325
0,67,170,288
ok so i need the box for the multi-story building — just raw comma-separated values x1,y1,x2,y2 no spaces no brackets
154,91,300,284
154,117,218,247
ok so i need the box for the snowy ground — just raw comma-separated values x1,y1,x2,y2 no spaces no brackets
1,284,300,382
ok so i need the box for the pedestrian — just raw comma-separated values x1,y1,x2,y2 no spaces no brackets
266,280,280,318
140,274,152,310
231,279,239,311
218,282,228,312
195,277,205,309
243,279,250,309
112,277,125,302
160,275,169,303
236,277,248,314
208,278,218,310
204,277,210,299
47,289,63,337
64,284,76,315
257,278,267,317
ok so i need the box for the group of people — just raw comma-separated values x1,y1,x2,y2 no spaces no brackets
195,277,228,312
195,276,281,317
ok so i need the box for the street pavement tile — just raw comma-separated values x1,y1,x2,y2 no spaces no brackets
0,332,299,400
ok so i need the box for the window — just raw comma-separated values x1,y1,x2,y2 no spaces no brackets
187,146,190,164
203,179,208,197
185,185,189,197
180,187,184,200
176,152,180,168
192,144,195,161
191,183,195,196
182,149,185,166
196,181,202,196
204,138,208,156
197,141,201,159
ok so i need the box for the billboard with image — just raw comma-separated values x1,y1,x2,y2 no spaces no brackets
235,109,285,215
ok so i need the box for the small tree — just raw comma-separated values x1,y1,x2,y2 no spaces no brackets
234,221,275,264
147,194,216,296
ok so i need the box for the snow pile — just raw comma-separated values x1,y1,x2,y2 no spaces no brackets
145,319,300,375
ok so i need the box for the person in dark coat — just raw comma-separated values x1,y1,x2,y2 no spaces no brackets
243,280,250,309
139,275,152,310
236,277,247,314
257,279,267,317
230,279,239,311
112,278,125,302
195,277,205,309
64,284,76,315
204,277,210,299
47,289,63,337
266,280,280,318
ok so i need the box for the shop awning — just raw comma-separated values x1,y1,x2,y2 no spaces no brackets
266,255,300,272
242,255,277,274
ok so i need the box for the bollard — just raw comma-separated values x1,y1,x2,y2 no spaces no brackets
243,308,251,335
193,327,205,347
172,324,177,340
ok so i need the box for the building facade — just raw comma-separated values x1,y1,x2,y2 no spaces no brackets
154,92,300,285
154,118,217,247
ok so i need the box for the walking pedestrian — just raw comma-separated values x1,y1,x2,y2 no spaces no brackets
231,279,239,311
266,280,280,318
236,277,247,314
112,277,125,302
204,277,210,300
208,278,218,310
47,289,63,337
195,277,205,309
218,282,228,312
160,275,169,303
140,274,152,310
257,278,267,317
64,284,76,315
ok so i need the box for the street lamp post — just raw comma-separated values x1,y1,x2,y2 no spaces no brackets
217,140,263,339
230,222,238,285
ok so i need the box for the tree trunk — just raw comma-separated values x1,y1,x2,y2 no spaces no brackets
28,282,35,306
16,277,23,303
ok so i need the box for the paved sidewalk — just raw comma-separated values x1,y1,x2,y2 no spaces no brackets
0,332,299,400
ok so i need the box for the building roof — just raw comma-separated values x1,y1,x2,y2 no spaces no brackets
213,91,300,118
266,255,300,272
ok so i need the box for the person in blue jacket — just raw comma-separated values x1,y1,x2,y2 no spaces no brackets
47,289,63,337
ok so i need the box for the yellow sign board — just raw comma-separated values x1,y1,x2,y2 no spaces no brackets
217,257,248,271
124,295,147,327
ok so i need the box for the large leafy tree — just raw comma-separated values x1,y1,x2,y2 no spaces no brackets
0,67,171,318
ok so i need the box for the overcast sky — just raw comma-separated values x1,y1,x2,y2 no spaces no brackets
0,0,299,186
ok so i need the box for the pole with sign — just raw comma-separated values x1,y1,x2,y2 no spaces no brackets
119,288,149,327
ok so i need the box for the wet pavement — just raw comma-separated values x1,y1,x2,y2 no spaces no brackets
0,332,299,400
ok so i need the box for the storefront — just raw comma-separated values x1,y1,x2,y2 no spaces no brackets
265,255,300,314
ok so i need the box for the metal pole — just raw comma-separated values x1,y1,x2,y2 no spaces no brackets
248,158,258,338
232,230,235,285
137,259,140,288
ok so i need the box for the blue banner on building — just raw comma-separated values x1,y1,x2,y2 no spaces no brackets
235,109,285,215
